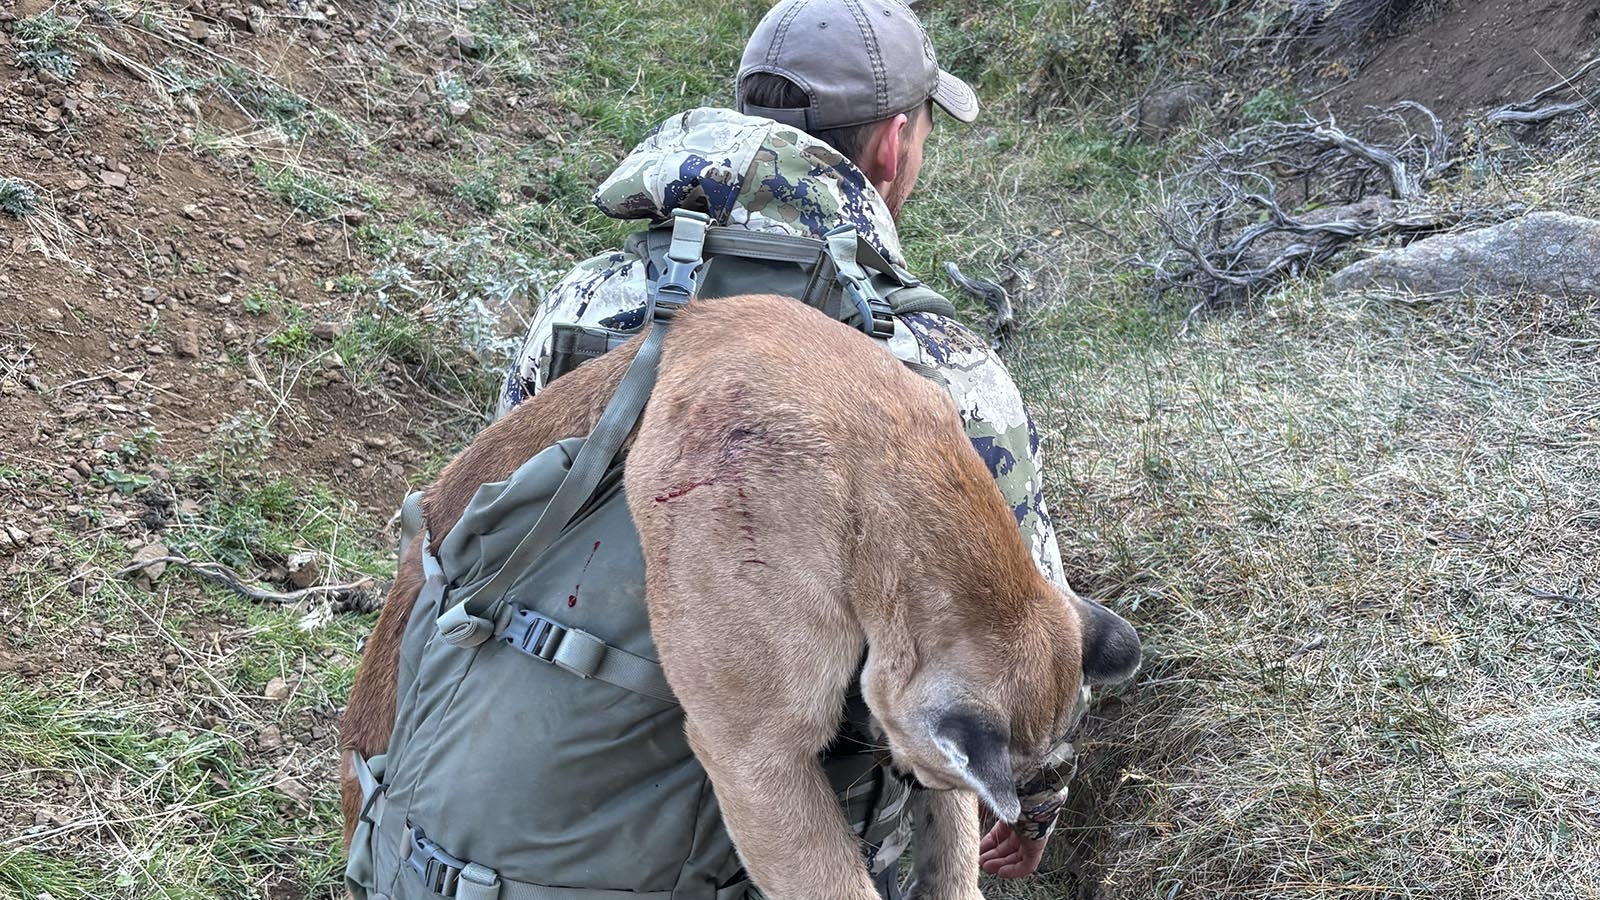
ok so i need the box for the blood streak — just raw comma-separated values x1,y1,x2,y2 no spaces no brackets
570,540,601,607
653,479,717,503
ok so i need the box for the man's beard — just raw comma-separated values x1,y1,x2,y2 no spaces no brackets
882,144,914,220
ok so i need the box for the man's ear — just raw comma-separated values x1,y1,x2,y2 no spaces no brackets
862,112,909,190
930,709,1021,822
1077,599,1142,685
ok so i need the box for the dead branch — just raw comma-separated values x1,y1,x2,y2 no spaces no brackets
1485,56,1600,130
1311,119,1418,199
1142,101,1484,312
944,262,1015,339
115,554,375,605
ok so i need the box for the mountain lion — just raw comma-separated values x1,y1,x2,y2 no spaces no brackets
340,294,1141,900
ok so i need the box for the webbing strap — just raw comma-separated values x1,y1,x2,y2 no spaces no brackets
495,605,675,702
405,821,751,900
881,282,959,319
823,225,895,338
448,312,669,633
441,210,707,655
703,228,826,265
455,869,748,900
399,490,425,559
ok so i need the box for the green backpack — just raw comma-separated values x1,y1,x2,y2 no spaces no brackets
344,211,956,900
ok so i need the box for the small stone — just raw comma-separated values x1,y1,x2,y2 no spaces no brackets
140,286,159,304
276,777,312,809
98,171,128,188
186,19,211,41
128,541,170,581
64,175,90,191
225,235,246,251
263,676,291,702
258,724,284,748
286,550,321,589
181,203,205,220
174,327,201,358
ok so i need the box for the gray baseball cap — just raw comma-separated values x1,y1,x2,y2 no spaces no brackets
736,0,979,131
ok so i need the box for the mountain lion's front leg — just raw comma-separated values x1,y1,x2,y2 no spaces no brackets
906,790,984,900
687,723,881,900
648,572,879,900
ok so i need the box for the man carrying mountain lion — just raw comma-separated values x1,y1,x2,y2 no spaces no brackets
494,0,1095,885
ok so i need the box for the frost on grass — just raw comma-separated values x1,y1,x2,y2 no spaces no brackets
1008,285,1600,898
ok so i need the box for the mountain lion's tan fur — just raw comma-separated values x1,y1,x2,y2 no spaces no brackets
340,294,1139,900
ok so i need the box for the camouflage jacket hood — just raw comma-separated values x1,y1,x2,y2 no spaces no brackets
591,107,907,267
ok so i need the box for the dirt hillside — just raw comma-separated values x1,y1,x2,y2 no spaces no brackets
1317,0,1600,123
3,0,1598,897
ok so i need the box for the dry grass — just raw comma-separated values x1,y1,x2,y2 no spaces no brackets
6,0,1599,896
995,276,1600,897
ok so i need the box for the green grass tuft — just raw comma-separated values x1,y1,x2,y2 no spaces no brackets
0,177,40,218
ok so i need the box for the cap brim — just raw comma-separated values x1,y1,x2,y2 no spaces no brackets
931,69,979,123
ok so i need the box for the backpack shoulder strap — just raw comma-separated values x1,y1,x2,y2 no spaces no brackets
437,209,711,655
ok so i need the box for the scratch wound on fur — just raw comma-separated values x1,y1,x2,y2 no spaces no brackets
741,558,768,567
734,485,758,553
654,478,717,503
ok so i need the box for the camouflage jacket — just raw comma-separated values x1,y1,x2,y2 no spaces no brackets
500,107,1068,590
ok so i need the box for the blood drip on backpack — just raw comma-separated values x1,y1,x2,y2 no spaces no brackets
568,541,600,607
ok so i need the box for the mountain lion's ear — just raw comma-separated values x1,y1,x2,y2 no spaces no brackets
1077,599,1141,685
931,709,1021,822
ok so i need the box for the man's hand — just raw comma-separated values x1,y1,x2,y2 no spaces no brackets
977,820,1048,878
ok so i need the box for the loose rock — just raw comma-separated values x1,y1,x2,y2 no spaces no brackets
1331,212,1600,298
128,540,170,581
286,550,322,589
263,676,291,702
1136,83,1214,138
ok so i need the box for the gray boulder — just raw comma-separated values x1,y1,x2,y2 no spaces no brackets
1136,83,1214,139
1331,211,1600,298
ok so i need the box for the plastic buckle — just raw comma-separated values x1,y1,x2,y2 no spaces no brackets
503,607,567,662
844,279,895,339
650,209,711,317
407,827,467,896
655,258,700,303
